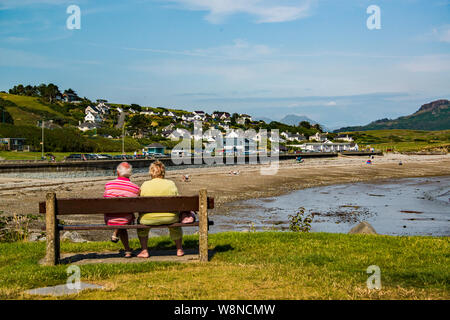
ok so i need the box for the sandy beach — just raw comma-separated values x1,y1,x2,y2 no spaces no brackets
0,153,449,239
1,153,449,211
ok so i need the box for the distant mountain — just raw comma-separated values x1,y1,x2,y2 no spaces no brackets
254,116,274,123
336,99,450,132
279,114,319,126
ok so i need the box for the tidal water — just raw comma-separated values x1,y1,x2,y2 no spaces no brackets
210,176,450,236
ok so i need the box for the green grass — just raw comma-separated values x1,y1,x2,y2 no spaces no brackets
0,232,448,299
346,129,450,152
0,93,71,126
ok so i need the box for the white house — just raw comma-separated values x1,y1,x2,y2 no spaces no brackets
163,123,175,131
192,114,204,121
237,114,252,125
85,106,99,115
212,111,231,120
167,128,192,141
162,111,175,117
96,102,110,114
309,132,328,142
225,130,243,139
281,132,306,142
140,111,155,116
78,122,100,132
335,134,354,142
84,111,102,123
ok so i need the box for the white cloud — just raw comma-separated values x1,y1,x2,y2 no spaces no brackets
401,55,450,72
192,39,274,59
163,0,314,23
123,39,274,61
432,25,450,43
325,101,336,106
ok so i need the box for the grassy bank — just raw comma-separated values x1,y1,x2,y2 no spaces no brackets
0,232,448,300
348,129,450,152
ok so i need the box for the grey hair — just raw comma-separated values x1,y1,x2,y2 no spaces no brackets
117,162,132,178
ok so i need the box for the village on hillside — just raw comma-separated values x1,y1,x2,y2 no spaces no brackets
0,84,360,157
76,98,358,156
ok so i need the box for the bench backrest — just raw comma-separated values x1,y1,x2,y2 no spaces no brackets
39,196,214,215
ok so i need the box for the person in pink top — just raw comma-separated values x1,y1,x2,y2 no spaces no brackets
104,162,140,258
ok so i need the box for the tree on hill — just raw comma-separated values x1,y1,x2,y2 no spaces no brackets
0,98,14,124
312,123,323,132
230,113,239,125
9,84,25,95
130,104,142,112
126,114,151,137
64,88,76,95
299,121,311,129
42,83,61,103
24,85,38,96
9,83,65,103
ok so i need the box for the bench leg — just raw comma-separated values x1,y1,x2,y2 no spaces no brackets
198,189,209,262
44,192,60,266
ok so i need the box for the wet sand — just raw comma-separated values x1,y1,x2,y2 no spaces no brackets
0,153,449,240
217,176,450,236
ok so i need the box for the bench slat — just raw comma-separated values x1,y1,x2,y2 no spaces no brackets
57,220,214,230
39,196,214,215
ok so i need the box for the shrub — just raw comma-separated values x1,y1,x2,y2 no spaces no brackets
0,213,38,242
288,207,314,232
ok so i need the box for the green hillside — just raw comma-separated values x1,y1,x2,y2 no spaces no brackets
337,100,450,132
346,129,450,152
0,93,76,126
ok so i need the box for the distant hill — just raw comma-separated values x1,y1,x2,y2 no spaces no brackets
279,114,319,126
336,99,450,132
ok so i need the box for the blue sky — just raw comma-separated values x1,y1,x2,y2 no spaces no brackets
0,0,449,128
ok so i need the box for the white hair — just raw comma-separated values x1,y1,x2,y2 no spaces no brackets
117,162,132,178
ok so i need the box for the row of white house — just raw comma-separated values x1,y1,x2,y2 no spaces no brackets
139,109,252,125
164,128,357,153
292,140,359,152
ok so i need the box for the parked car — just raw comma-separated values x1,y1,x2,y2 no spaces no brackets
112,155,127,160
96,154,112,160
65,154,83,161
83,154,98,160
150,153,165,158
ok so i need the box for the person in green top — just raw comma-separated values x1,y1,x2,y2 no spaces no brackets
137,161,184,258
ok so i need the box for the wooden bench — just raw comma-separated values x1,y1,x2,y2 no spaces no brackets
39,188,214,265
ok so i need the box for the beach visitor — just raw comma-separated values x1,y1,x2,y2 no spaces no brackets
103,162,140,258
137,161,185,258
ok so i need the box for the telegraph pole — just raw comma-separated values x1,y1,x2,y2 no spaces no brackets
41,120,44,159
122,123,125,155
